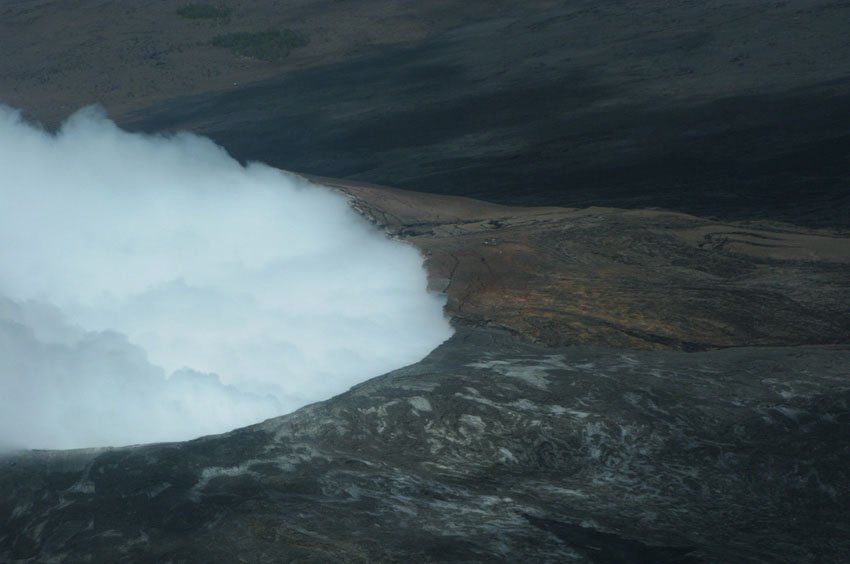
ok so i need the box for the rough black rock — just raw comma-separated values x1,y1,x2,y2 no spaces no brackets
2,328,849,562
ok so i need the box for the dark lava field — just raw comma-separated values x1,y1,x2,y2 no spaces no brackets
121,1,850,228
2,1,850,562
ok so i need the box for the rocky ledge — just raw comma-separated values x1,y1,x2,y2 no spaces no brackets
321,176,850,350
2,182,849,562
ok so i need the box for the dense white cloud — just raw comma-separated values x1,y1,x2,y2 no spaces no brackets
0,105,452,449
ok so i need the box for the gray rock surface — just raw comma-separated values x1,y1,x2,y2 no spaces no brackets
3,328,848,562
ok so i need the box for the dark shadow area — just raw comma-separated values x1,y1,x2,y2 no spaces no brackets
524,514,701,564
123,6,850,228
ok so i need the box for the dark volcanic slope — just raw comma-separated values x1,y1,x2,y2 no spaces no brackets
2,328,849,563
0,0,524,124
123,1,850,227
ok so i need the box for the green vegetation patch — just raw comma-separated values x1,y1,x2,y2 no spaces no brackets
211,30,309,62
176,4,231,20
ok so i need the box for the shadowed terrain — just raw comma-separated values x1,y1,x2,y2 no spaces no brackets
3,1,849,225
119,1,850,227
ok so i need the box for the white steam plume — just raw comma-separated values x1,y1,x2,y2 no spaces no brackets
0,105,452,450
